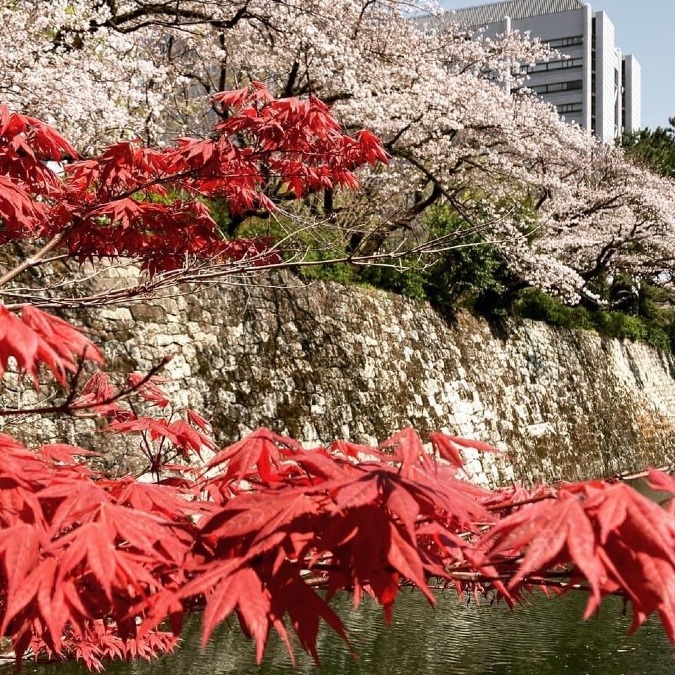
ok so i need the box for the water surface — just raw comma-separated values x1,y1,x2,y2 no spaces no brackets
8,590,672,674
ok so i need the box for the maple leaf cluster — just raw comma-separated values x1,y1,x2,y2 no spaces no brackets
0,96,674,671
1,424,675,671
0,83,386,278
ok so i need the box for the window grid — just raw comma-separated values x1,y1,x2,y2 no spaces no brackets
557,102,583,114
545,35,583,48
523,57,583,73
530,79,583,94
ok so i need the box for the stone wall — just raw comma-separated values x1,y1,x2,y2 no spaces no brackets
7,273,675,486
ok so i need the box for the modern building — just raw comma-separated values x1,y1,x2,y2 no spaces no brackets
421,0,641,142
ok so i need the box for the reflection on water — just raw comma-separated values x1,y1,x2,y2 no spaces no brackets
8,591,673,675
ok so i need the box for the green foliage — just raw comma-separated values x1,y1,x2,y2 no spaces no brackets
358,260,429,301
622,117,675,177
287,203,514,305
514,288,674,352
514,289,593,330
358,205,515,314
297,258,358,285
207,197,236,235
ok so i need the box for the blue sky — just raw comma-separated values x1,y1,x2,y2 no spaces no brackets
438,1,675,129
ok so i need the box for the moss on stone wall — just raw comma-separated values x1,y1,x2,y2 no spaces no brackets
4,272,675,486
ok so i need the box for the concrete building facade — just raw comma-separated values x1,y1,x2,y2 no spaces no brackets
425,0,641,141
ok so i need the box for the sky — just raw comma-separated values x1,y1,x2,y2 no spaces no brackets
438,0,675,129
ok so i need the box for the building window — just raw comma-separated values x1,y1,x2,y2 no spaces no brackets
523,58,583,74
530,80,583,95
546,35,583,48
557,102,583,114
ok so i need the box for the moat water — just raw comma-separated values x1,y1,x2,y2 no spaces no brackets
6,590,672,675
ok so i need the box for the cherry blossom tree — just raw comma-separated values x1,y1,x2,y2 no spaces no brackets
6,0,675,305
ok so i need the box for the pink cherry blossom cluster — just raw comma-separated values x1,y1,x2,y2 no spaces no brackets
3,1,674,301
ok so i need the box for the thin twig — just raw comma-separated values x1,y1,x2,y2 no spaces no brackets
0,232,65,289
0,356,172,418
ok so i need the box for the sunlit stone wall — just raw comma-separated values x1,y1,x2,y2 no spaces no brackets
7,273,675,486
